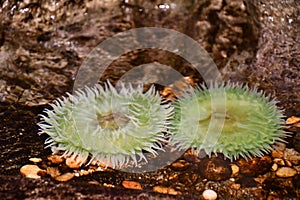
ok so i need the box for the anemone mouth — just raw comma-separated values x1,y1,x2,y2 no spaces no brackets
170,82,288,160
38,81,173,168
97,111,130,130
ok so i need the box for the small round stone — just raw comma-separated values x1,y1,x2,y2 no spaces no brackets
202,189,217,200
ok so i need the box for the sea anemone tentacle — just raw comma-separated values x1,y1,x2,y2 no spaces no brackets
169,82,289,161
38,81,173,168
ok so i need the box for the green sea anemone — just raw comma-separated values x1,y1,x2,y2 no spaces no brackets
169,82,288,160
38,82,173,168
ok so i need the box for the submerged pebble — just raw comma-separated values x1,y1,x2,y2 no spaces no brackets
202,189,217,200
275,167,297,178
54,172,75,182
199,157,231,181
122,180,143,190
20,164,46,179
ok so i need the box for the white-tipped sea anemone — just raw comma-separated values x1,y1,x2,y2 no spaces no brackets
169,82,288,160
38,82,173,168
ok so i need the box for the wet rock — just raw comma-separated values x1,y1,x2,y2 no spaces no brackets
275,167,297,178
237,156,272,176
198,157,231,181
1,0,300,199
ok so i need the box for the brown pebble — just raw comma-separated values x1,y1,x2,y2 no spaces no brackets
78,169,91,176
230,164,239,177
29,158,42,163
254,176,267,184
88,181,100,185
275,167,297,178
103,183,115,188
293,165,300,173
283,148,300,165
183,149,201,163
199,157,231,181
47,155,64,164
153,186,179,195
267,195,281,200
285,160,293,167
272,143,286,152
20,164,46,179
54,172,75,182
271,163,278,171
169,173,179,181
271,150,284,158
289,155,300,165
178,173,199,186
230,183,241,190
286,116,300,124
170,160,190,171
273,158,285,166
237,156,272,176
122,180,142,190
46,167,61,178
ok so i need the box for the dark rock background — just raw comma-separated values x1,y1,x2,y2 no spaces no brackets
0,0,299,199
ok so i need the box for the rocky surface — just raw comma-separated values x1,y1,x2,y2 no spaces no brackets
0,0,299,199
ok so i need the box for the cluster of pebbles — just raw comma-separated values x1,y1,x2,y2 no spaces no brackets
20,116,300,199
